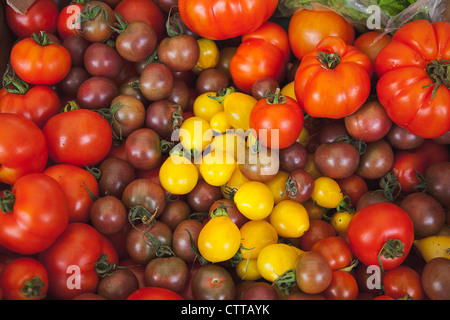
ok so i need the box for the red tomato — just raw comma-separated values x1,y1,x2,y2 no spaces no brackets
114,0,165,41
10,33,71,85
230,38,286,93
383,266,425,300
336,174,368,206
323,270,359,300
347,202,414,272
38,223,118,300
43,164,99,223
353,31,392,64
5,0,58,38
249,90,304,149
43,109,113,167
126,287,183,300
57,3,83,40
311,237,353,271
375,20,450,138
178,0,278,40
0,257,48,300
0,113,48,185
294,36,372,119
0,174,69,254
288,9,355,60
0,85,60,128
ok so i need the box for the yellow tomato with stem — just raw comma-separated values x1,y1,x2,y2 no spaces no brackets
210,111,231,133
195,38,219,70
221,88,257,131
199,151,236,187
234,181,274,220
311,176,344,209
239,219,278,260
179,116,213,156
236,258,261,281
193,92,224,122
159,154,199,195
265,170,289,204
330,210,354,234
207,132,246,160
257,243,299,282
221,165,249,199
269,199,310,238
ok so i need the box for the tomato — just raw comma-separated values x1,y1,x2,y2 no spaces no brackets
256,243,298,282
0,174,69,254
199,151,236,187
311,237,353,271
294,36,372,119
353,30,392,64
126,287,183,300
347,202,414,272
330,210,354,235
178,0,278,40
322,270,358,300
43,164,99,223
222,90,257,131
383,266,424,300
221,165,249,198
249,89,304,149
57,3,83,40
10,32,71,86
311,176,344,209
159,154,199,195
0,113,48,185
38,223,118,300
0,83,60,129
193,92,224,122
269,200,310,238
6,0,58,38
230,38,286,93
178,116,213,155
233,181,274,220
195,38,220,71
236,259,261,281
210,111,231,134
374,20,450,138
197,212,241,263
43,109,113,167
0,257,48,300
239,220,278,260
265,170,289,204
288,9,355,60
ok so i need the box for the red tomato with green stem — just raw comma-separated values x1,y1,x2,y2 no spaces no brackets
178,0,278,40
374,20,450,138
383,266,424,300
294,36,372,119
38,223,118,300
10,32,71,86
249,88,304,149
0,257,48,300
57,3,84,40
0,113,48,185
347,202,414,272
0,174,69,255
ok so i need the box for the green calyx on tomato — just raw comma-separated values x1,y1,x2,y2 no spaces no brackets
2,66,30,95
264,88,286,105
0,190,15,213
424,59,450,99
208,86,236,104
209,201,231,218
21,276,46,299
317,51,341,69
378,238,406,273
30,31,55,46
78,4,109,24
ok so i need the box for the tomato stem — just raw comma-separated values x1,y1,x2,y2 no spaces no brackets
317,51,341,69
424,59,450,99
2,65,30,94
31,31,55,46
208,87,235,104
210,202,231,218
62,100,80,112
336,195,354,213
110,12,128,34
272,268,296,295
0,190,15,213
379,172,401,202
265,88,286,105
378,238,405,273
21,276,46,299
165,7,184,37
285,176,298,199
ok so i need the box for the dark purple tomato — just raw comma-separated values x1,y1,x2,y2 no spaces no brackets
159,199,191,231
57,67,90,97
314,141,360,179
195,68,229,95
172,219,203,264
124,128,162,171
425,162,450,207
158,34,200,72
79,1,115,43
144,256,188,293
279,141,308,172
115,20,157,62
90,195,128,235
77,76,118,109
98,157,136,198
285,169,315,203
84,42,123,79
356,139,394,180
251,77,280,101
386,124,425,150
139,62,174,101
121,178,166,218
209,199,249,229
97,268,140,300
421,258,450,300
241,282,278,300
186,180,222,213
110,94,146,138
191,264,236,300
62,35,90,67
167,79,190,111
145,99,183,139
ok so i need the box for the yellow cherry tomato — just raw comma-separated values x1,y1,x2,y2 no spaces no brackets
311,176,344,209
236,258,261,281
223,91,257,131
199,151,236,187
193,92,224,122
221,165,249,198
239,219,278,260
210,111,231,133
269,200,310,238
234,181,274,220
281,81,296,101
265,171,289,204
304,153,323,179
197,215,241,263
208,132,246,160
257,243,299,282
330,210,354,234
195,38,219,70
179,116,212,155
297,126,310,148
159,154,199,195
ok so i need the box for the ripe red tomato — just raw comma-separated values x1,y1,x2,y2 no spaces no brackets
0,113,48,185
374,20,450,138
10,32,71,85
230,38,286,93
249,90,304,149
311,236,353,271
43,109,113,167
347,202,414,272
178,0,278,40
0,174,69,255
0,257,48,300
294,36,372,119
57,3,83,40
322,270,358,300
0,85,60,128
38,223,118,300
383,266,425,300
5,0,59,38
126,287,183,300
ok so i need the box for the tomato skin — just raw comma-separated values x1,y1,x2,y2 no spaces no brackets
323,270,358,300
126,287,183,300
295,36,372,119
178,0,278,40
0,174,69,255
10,36,71,86
311,237,353,271
0,257,48,300
57,4,83,40
347,202,414,272
374,20,450,138
0,113,48,185
38,223,118,300
383,266,424,300
43,109,113,167
0,85,60,128
6,0,58,38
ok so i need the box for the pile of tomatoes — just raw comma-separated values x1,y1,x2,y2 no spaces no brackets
0,0,449,301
